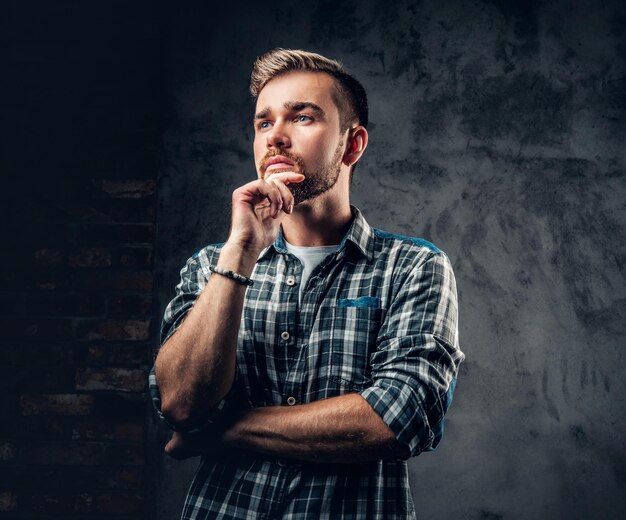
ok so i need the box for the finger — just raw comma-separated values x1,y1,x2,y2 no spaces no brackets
256,180,283,218
238,180,282,217
265,172,305,186
267,177,295,214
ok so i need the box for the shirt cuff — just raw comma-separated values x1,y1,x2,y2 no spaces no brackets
360,379,434,458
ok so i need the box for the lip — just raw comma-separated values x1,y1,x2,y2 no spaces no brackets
266,156,294,168
266,162,295,172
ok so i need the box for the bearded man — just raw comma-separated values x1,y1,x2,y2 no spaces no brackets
150,48,465,520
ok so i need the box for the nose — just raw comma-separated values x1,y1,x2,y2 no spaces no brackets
266,120,291,149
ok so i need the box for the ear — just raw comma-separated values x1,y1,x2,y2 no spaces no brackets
342,126,368,167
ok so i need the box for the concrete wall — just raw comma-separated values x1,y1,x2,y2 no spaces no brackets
154,1,625,518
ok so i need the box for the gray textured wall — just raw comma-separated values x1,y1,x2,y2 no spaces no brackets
154,1,626,518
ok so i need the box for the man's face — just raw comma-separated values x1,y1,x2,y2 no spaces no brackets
253,71,346,205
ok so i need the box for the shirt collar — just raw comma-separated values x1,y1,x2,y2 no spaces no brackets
257,205,375,263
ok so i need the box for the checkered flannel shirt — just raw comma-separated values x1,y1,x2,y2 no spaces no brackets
150,206,464,520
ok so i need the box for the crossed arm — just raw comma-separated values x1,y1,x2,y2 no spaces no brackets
164,393,409,463
155,253,408,463
154,247,460,464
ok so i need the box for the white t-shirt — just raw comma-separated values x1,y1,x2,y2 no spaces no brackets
283,240,341,303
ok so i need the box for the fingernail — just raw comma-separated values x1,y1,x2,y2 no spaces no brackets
288,204,294,213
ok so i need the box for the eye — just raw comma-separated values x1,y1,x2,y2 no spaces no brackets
257,120,272,130
295,114,312,123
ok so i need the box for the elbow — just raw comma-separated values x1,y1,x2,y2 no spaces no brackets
154,355,235,429
159,384,231,430
160,394,195,428
153,366,196,427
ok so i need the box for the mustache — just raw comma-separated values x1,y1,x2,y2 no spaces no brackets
259,150,305,177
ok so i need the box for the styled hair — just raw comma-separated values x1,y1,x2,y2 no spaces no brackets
250,48,368,132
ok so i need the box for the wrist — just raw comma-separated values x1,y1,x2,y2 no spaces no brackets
218,241,262,277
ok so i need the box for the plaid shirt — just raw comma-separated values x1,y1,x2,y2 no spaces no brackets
150,207,464,520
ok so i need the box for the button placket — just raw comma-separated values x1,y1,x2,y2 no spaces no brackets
280,268,296,345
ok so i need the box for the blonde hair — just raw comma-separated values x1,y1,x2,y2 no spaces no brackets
250,48,368,131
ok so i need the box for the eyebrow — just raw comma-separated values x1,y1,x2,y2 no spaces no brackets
254,101,327,121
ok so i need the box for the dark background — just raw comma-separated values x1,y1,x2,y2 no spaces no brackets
1,0,624,518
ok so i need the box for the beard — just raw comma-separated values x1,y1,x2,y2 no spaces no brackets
259,140,344,205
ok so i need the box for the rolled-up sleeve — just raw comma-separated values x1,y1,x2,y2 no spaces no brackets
150,251,246,433
160,254,207,346
360,252,464,457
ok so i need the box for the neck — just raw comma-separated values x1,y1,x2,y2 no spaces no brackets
281,194,352,247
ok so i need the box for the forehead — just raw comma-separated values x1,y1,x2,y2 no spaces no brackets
255,71,338,114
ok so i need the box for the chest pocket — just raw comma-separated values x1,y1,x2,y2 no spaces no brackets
325,305,383,392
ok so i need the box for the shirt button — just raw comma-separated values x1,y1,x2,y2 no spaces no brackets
286,276,296,286
287,396,296,406
277,459,286,467
281,331,290,341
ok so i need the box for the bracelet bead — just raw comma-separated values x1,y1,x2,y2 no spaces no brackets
209,265,254,287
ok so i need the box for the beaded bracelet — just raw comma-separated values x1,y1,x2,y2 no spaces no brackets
209,265,254,287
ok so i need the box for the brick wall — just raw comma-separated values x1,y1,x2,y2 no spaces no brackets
1,2,164,518
0,179,157,518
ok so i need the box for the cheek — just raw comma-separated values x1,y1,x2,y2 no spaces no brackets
320,137,343,163
307,133,336,160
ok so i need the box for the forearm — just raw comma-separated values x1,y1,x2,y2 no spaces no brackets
155,242,258,426
221,393,409,463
